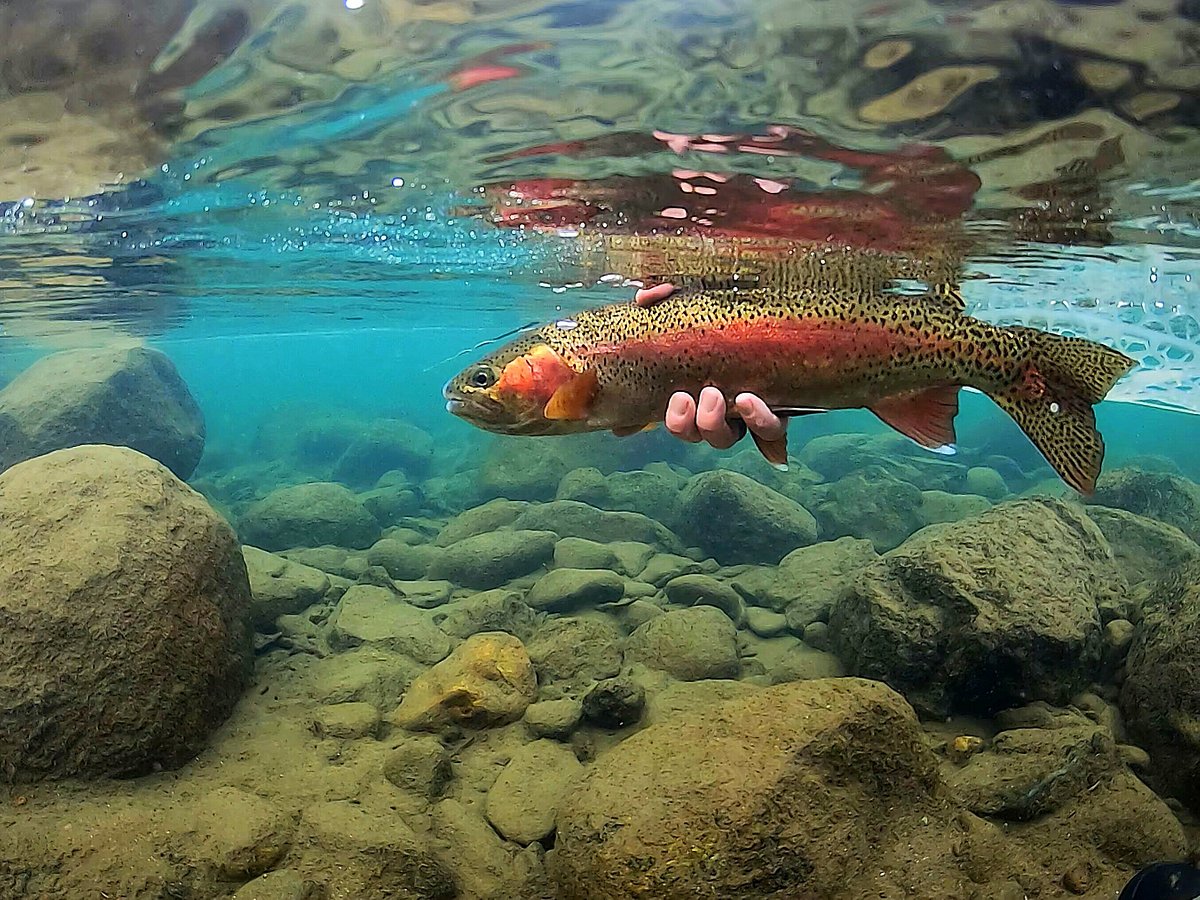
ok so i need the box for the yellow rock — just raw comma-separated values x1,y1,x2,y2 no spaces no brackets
390,632,537,731
1076,60,1132,92
949,734,986,763
1121,91,1181,122
859,65,1000,124
862,39,912,70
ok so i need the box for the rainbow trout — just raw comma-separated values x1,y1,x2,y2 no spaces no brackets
443,286,1134,493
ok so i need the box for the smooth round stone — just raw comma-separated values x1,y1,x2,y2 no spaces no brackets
746,607,789,638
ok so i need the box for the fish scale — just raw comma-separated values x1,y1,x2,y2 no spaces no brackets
445,286,1135,494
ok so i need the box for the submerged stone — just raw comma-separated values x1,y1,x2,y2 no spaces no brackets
426,529,556,589
527,616,623,689
676,470,818,564
433,589,539,642
239,482,381,551
513,500,686,552
808,467,924,552
1091,467,1200,544
390,632,537,731
832,499,1122,717
486,739,584,845
326,584,451,665
624,606,740,681
0,446,252,779
242,546,331,631
526,567,625,612
0,345,205,479
434,498,529,547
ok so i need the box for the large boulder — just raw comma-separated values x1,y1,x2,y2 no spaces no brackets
238,482,381,551
807,468,924,552
0,345,204,479
832,499,1123,717
676,470,818,564
1091,467,1200,544
1085,506,1200,588
550,679,947,899
0,446,252,779
1121,561,1200,810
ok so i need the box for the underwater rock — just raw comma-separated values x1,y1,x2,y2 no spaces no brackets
486,739,585,845
242,546,331,631
797,431,956,490
582,676,646,729
326,584,451,665
434,498,530,547
553,536,621,571
745,607,789,638
230,870,311,900
764,641,845,684
556,466,684,524
0,346,205,479
832,499,1122,717
638,552,705,587
663,574,746,626
390,632,537,731
239,482,381,552
803,621,833,651
364,537,439,580
359,481,421,527
526,568,626,612
392,578,453,610
550,678,944,899
279,545,369,579
513,500,687,552
330,419,435,486
383,734,453,799
313,701,380,740
525,697,584,739
624,606,740,681
676,470,818,565
1085,506,1200,588
776,537,879,629
527,616,623,689
808,467,924,552
1121,561,1200,811
947,725,1186,865
170,786,293,882
306,646,424,710
427,529,557,589
433,589,539,642
299,800,456,899
1091,467,1200,544
431,798,540,899
965,466,1009,500
918,489,993,526
479,439,575,502
0,446,252,779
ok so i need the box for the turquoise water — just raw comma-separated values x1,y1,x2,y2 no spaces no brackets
2,1,1200,897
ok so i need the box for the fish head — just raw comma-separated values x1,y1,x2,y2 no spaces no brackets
444,336,591,435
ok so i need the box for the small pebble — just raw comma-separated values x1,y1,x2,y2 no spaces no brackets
1104,618,1135,656
1063,862,1091,894
1117,743,1152,770
803,621,831,652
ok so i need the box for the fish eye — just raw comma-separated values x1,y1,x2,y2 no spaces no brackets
469,366,497,388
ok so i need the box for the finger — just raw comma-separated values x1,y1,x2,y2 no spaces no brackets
634,282,677,307
664,392,702,442
734,393,787,440
695,386,741,449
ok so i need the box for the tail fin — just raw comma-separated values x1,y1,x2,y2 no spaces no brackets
987,328,1135,494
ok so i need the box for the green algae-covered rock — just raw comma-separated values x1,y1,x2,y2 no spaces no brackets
965,466,1009,501
326,585,451,665
434,498,529,547
239,482,381,551
1121,561,1200,811
676,470,818,565
433,589,539,642
528,616,623,689
917,490,992,526
624,606,739,681
526,567,625,612
331,419,435,486
1091,467,1200,544
364,537,439,580
777,537,878,629
427,529,556,589
1086,506,1200,588
663,574,745,626
513,499,686,552
551,679,945,899
486,739,584,845
556,466,684,523
832,499,1122,717
242,546,331,631
808,467,924,552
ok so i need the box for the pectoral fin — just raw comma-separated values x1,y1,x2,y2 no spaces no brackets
544,369,599,420
870,385,960,453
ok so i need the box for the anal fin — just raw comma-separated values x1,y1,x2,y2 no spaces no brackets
750,430,789,471
870,385,961,453
544,369,599,421
612,422,657,437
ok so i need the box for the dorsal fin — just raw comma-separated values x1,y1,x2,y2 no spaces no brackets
926,283,965,313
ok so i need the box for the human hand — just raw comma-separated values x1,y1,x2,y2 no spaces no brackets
632,282,787,452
